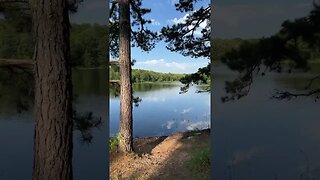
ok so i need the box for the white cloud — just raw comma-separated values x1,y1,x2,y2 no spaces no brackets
165,62,186,70
139,59,165,65
134,58,209,73
180,120,210,131
138,59,186,70
195,19,209,35
170,14,189,24
150,19,161,26
181,108,192,114
166,120,176,129
169,13,209,36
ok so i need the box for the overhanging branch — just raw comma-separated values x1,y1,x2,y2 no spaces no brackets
272,88,320,100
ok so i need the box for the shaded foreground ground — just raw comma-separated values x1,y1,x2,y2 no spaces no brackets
110,129,210,180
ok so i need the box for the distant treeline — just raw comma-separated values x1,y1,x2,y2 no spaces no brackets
212,38,320,62
110,67,185,83
212,38,257,61
0,17,33,60
70,24,107,67
0,20,107,67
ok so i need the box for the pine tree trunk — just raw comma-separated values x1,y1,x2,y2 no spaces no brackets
31,0,73,179
118,0,133,153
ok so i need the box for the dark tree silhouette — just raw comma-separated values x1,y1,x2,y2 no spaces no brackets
160,0,211,92
221,1,320,102
109,0,160,57
161,0,211,59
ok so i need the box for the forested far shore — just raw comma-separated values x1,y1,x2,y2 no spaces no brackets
0,22,107,67
110,68,186,83
212,38,320,62
2,15,320,68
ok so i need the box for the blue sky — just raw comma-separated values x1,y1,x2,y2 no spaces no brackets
70,0,315,72
214,0,314,38
130,0,210,74
71,0,210,74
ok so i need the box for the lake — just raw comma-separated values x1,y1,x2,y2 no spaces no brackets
2,65,319,180
0,69,108,180
213,63,320,180
0,68,210,180
110,82,211,138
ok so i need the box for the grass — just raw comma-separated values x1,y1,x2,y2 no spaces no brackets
188,128,201,137
188,144,210,172
109,133,120,153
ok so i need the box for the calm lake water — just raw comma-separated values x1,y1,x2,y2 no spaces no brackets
2,65,320,179
110,82,210,138
0,69,108,180
213,63,320,180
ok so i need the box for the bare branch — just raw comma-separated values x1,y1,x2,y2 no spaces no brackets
0,58,33,66
272,88,320,100
0,0,28,3
304,74,320,89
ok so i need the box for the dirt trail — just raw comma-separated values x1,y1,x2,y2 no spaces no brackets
110,129,210,180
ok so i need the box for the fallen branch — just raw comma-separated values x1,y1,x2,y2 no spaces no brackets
0,58,33,66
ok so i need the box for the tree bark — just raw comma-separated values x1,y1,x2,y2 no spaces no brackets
31,0,73,179
118,0,133,153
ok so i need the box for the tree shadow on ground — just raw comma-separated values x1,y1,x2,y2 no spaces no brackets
110,129,210,180
134,136,167,155
145,129,210,180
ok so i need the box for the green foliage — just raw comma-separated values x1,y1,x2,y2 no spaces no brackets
109,65,120,80
109,133,120,153
70,24,108,68
161,0,211,94
220,1,320,101
0,6,33,59
179,64,210,93
132,69,185,83
161,0,210,58
180,64,210,85
0,20,107,68
109,67,185,83
0,0,84,60
212,38,258,61
188,145,210,172
109,0,160,58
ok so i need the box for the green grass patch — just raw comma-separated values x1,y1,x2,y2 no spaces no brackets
187,128,201,137
109,133,120,153
188,145,210,172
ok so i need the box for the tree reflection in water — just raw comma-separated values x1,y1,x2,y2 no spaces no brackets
0,67,102,144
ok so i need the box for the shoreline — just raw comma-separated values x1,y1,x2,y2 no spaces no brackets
110,128,210,141
110,128,210,180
